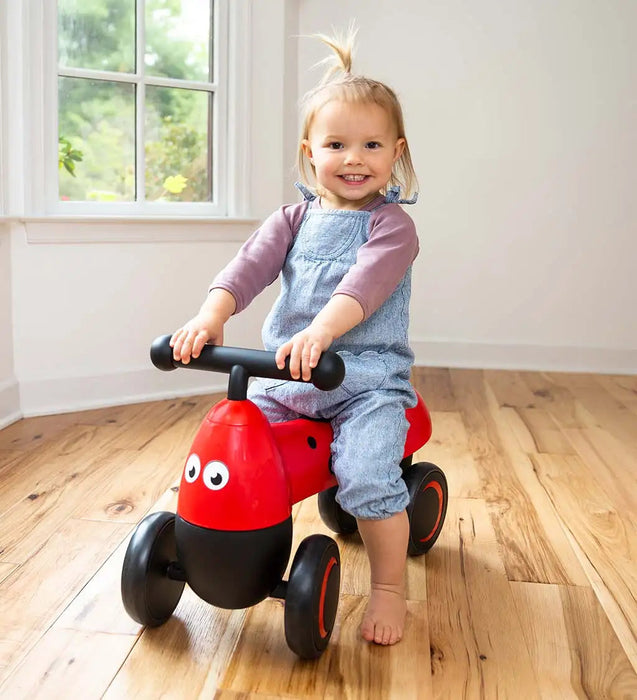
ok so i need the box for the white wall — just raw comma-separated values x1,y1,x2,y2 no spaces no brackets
3,1,295,420
0,1,21,427
300,0,637,372
0,226,19,428
1,0,636,426
10,224,279,415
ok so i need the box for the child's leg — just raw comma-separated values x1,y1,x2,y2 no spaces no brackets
357,511,409,645
327,389,413,645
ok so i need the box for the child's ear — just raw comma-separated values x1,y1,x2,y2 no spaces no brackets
393,138,406,162
301,139,314,163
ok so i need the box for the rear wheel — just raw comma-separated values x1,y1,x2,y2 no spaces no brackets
403,463,448,556
317,485,358,535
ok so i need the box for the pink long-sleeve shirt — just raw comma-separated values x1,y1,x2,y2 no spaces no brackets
210,194,419,321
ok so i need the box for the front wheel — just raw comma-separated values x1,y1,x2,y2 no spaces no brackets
284,534,341,659
404,462,448,556
121,511,185,626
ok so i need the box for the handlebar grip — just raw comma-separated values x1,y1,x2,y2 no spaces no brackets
150,334,345,391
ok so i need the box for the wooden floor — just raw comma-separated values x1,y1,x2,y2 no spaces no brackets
0,367,636,698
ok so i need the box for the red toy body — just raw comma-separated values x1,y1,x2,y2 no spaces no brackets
121,336,447,660
178,399,291,531
177,392,433,530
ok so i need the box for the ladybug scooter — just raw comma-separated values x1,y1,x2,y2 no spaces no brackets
121,335,448,659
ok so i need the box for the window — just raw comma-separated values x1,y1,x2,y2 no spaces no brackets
52,0,229,216
1,0,262,226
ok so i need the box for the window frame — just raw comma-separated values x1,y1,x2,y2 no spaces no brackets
0,1,25,219
0,31,4,218
23,0,250,221
52,0,227,216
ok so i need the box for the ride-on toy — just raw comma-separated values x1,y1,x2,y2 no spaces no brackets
121,335,448,659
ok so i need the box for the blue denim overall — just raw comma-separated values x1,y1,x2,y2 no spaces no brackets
248,184,418,520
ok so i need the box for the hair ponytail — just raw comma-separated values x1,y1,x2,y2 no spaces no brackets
312,24,357,83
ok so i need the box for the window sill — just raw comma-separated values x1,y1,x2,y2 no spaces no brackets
1,215,260,244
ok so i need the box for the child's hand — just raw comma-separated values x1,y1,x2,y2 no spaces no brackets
276,324,334,381
170,288,236,364
170,312,224,364
276,295,364,381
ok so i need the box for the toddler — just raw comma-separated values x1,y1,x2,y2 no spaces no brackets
171,30,419,646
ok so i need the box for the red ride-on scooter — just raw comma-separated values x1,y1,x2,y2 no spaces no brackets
121,335,448,659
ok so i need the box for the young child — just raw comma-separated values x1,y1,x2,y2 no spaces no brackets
171,30,419,647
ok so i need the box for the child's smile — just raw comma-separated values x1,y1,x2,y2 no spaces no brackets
302,100,405,210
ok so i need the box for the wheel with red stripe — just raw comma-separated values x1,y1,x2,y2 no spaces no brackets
284,534,340,659
404,462,448,556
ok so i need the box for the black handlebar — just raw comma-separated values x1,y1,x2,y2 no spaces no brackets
150,334,345,393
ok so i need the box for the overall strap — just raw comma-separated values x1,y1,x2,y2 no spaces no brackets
384,186,418,205
294,181,318,201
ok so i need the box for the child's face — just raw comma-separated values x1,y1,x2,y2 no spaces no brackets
302,100,405,210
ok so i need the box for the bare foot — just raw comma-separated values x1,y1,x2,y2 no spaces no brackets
360,583,407,645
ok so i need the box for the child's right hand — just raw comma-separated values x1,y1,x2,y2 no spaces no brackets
170,312,224,364
170,289,236,364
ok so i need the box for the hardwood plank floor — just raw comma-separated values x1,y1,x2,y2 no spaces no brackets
0,370,636,699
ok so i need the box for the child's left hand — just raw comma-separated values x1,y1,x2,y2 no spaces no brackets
276,324,334,382
276,295,365,381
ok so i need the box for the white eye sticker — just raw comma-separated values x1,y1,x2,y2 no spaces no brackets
184,454,201,483
202,460,230,491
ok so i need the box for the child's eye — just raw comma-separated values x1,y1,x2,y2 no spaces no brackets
327,142,343,150
366,142,381,149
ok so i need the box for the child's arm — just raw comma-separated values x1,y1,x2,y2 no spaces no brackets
170,288,236,364
275,294,364,381
170,203,306,364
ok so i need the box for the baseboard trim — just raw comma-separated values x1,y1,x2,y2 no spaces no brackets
411,339,637,375
0,376,22,428
18,367,227,418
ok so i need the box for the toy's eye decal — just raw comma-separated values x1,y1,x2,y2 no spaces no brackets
202,460,230,491
184,454,201,483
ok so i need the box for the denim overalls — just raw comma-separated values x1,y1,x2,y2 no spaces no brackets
247,184,418,520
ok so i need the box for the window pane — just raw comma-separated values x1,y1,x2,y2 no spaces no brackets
145,0,212,82
58,77,135,202
58,0,135,73
145,86,212,203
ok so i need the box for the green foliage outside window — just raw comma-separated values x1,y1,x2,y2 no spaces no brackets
58,137,84,177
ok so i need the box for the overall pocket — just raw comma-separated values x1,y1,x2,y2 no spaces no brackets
339,351,389,397
296,212,362,261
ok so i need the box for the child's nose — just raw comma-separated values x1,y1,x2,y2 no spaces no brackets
344,148,364,165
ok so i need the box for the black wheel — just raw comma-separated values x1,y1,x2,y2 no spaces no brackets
121,511,185,626
284,534,341,659
317,485,358,535
404,462,448,556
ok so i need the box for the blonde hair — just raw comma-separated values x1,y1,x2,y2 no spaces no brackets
298,28,418,199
